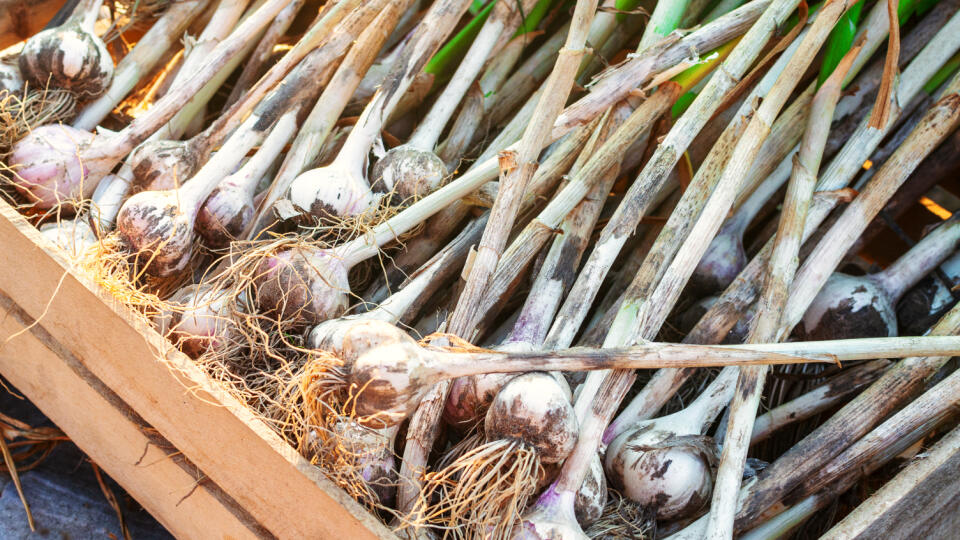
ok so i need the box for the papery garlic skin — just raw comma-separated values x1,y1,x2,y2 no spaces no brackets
8,124,98,209
19,23,113,99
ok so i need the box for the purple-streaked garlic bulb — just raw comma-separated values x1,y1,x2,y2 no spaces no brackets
129,139,197,192
897,250,960,335
800,217,960,340
331,420,398,507
18,0,113,99
604,421,713,520
574,454,607,527
253,245,353,325
198,110,297,249
604,367,737,520
444,372,516,430
516,485,587,540
8,124,99,208
288,158,386,218
288,90,389,219
116,187,204,276
484,372,578,464
339,322,454,424
164,283,239,358
197,180,256,249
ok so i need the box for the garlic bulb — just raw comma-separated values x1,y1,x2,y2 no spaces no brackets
18,0,113,99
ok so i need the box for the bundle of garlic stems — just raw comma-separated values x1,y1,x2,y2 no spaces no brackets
11,0,960,536
71,0,212,129
364,0,768,298
690,0,960,346
669,301,960,539
525,1,941,536
621,0,960,445
221,0,307,110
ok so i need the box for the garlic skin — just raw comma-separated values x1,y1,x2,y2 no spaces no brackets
8,124,100,208
485,373,578,464
197,183,253,249
252,248,351,325
116,190,198,277
689,224,747,296
165,284,237,358
443,372,515,430
516,486,588,540
19,23,114,99
897,252,960,335
799,273,897,340
39,218,97,257
371,146,448,201
575,454,607,527
331,420,397,508
289,164,385,218
130,139,196,192
604,422,713,520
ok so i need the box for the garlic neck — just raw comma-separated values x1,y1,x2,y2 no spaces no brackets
873,217,960,302
681,366,740,433
75,0,105,31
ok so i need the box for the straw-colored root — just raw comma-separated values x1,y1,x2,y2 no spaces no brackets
402,439,542,540
81,233,189,319
0,87,77,157
585,490,654,540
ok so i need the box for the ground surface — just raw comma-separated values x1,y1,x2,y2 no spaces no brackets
0,378,171,539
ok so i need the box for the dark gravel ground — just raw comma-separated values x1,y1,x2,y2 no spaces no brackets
0,377,171,539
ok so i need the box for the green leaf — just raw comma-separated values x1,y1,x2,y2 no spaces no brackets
615,0,643,23
425,1,495,78
817,0,863,88
924,50,960,94
514,0,557,37
672,91,697,118
914,0,940,17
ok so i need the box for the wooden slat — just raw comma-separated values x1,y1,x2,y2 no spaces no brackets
0,293,263,539
0,203,395,539
821,425,960,540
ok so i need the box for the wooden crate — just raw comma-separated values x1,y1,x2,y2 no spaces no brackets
0,204,398,539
